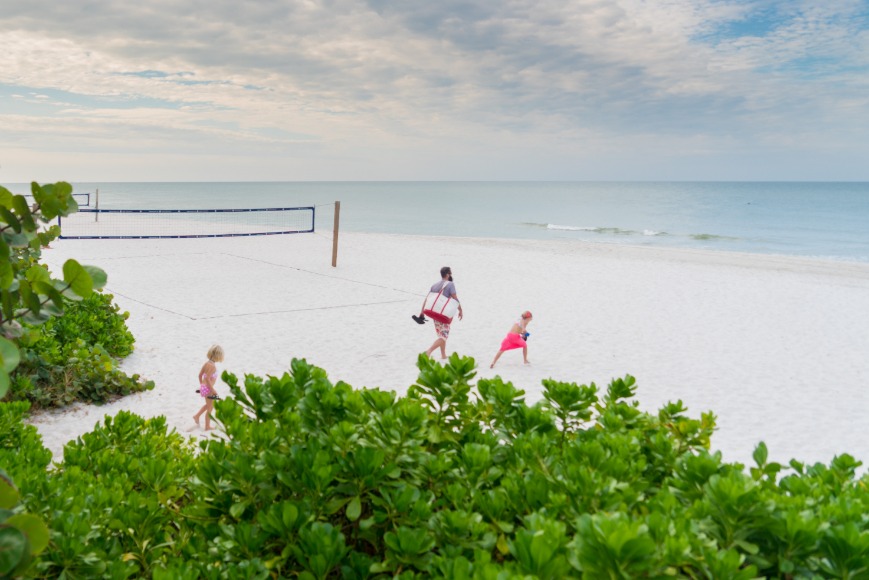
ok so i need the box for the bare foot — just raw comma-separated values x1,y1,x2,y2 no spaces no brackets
204,426,216,431
193,415,200,426
490,363,495,369
524,360,531,365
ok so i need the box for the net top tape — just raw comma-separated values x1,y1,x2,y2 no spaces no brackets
76,206,314,214
58,206,316,239
61,231,311,240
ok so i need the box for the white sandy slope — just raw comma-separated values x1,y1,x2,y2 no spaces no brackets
27,230,869,470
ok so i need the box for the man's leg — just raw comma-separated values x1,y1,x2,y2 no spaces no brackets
426,338,445,357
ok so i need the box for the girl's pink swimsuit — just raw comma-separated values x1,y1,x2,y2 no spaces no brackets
500,332,527,351
199,369,217,398
499,317,528,351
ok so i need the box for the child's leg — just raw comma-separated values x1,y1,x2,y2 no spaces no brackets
523,345,529,364
193,402,208,425
204,399,215,430
490,350,505,368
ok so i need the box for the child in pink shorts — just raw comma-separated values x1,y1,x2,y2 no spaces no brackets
490,311,532,368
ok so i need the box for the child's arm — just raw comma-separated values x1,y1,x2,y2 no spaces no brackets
200,362,217,387
207,363,217,388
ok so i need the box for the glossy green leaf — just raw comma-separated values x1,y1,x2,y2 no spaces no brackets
6,514,50,555
230,501,248,519
0,187,12,208
25,265,51,284
0,479,19,510
0,526,27,575
753,441,768,467
62,259,93,297
0,337,20,373
0,208,20,233
346,496,362,522
84,265,107,291
11,195,33,230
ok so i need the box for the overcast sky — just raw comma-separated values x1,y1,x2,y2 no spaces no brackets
1,0,867,182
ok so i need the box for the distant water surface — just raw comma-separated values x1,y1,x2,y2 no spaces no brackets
8,181,869,263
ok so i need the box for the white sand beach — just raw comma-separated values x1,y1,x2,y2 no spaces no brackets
28,230,869,470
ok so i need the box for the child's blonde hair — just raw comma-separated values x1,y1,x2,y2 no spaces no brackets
207,345,225,362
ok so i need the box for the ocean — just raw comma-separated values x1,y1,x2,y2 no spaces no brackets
10,181,869,263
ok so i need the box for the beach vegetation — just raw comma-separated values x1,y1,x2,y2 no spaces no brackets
0,403,51,580
9,291,151,409
0,182,151,409
0,182,105,398
4,355,869,577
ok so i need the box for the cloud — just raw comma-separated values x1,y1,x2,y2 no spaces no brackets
1,0,867,180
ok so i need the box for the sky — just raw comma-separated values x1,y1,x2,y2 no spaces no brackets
1,0,868,182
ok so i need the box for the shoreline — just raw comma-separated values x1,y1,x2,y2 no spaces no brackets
14,180,869,264
370,231,869,272
27,231,869,470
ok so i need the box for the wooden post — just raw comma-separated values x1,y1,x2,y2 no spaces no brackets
95,188,100,222
331,201,340,268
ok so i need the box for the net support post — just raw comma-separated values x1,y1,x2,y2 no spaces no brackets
95,188,99,222
331,201,340,268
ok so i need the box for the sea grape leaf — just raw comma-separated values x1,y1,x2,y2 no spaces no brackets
0,478,19,510
0,526,28,575
6,514,50,555
62,259,93,297
0,337,20,373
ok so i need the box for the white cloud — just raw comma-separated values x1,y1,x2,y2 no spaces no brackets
1,0,867,180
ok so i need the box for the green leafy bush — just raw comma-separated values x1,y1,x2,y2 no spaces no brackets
8,291,149,410
9,341,153,409
0,402,51,579
35,291,136,359
4,356,869,578
0,469,50,579
0,181,108,398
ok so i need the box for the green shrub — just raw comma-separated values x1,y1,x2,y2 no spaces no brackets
8,291,149,410
3,355,869,578
0,468,50,579
35,291,136,359
0,403,51,579
9,341,153,410
0,181,107,399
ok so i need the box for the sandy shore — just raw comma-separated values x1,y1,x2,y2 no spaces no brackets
27,230,869,470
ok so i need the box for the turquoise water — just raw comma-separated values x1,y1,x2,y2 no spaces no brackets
10,181,869,262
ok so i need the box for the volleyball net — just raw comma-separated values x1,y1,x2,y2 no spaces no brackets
57,206,316,239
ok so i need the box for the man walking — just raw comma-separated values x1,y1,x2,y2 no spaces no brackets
416,266,463,359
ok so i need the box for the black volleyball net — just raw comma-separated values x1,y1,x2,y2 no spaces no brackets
58,206,315,239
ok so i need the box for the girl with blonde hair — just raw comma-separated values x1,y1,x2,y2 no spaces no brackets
193,344,224,430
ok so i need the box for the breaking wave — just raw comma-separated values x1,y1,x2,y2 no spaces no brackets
522,223,667,237
519,223,749,245
690,233,739,241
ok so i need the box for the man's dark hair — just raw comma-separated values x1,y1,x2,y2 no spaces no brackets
440,266,451,278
